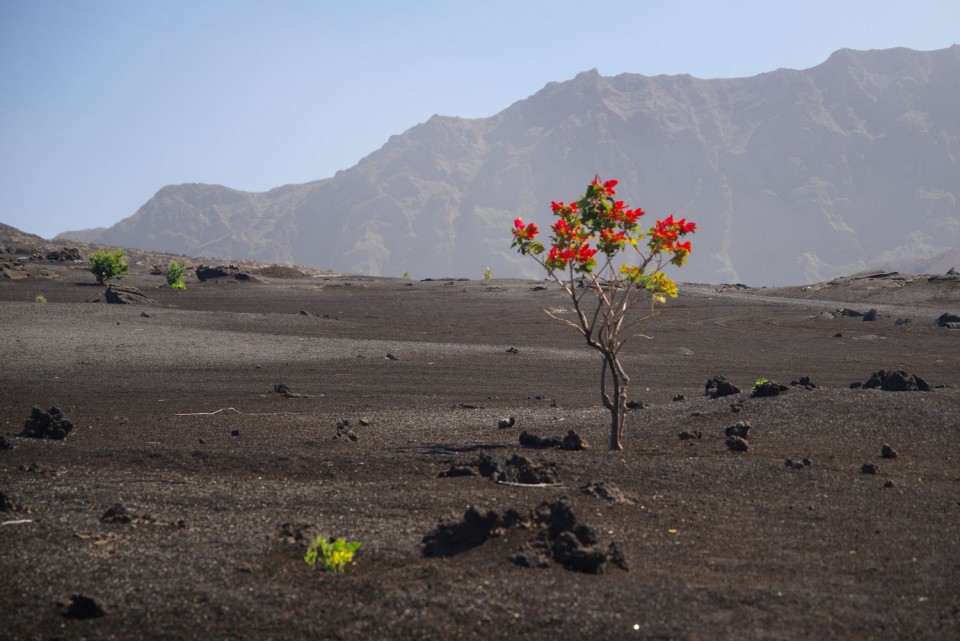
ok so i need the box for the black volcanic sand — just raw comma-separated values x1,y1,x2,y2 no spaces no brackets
1,263,959,640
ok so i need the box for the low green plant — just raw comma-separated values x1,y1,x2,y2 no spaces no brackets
34,294,47,303
304,535,361,574
402,270,410,279
752,378,769,393
88,248,129,285
164,260,188,290
484,266,493,280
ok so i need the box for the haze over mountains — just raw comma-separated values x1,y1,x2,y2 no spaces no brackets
58,45,960,285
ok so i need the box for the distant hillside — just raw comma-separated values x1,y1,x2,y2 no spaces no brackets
58,45,960,286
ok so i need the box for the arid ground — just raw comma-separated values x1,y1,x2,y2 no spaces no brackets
1,258,958,640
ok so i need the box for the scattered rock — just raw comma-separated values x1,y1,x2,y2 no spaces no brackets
560,430,589,451
438,465,478,478
725,435,749,453
505,346,520,354
105,284,153,305
580,481,636,504
497,416,516,429
862,309,879,321
299,309,310,316
422,506,512,557
273,382,310,398
334,419,358,442
0,436,12,450
861,462,879,475
752,380,788,397
838,308,865,318
626,400,646,410
425,498,626,574
63,594,106,619
0,490,27,513
672,394,686,402
725,421,751,439
230,429,240,437
785,458,813,469
894,318,911,325
705,375,741,399
20,406,74,440
100,504,134,524
358,417,371,427
678,430,702,441
499,455,560,484
519,429,588,451
936,313,960,327
790,376,818,390
386,353,399,361
855,370,931,392
443,453,560,485
195,264,253,282
45,248,82,262
881,444,899,459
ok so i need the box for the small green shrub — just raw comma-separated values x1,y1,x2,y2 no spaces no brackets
484,267,493,280
34,294,47,303
164,260,188,290
304,535,361,574
88,249,129,285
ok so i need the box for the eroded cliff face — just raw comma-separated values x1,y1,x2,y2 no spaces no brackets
58,46,960,285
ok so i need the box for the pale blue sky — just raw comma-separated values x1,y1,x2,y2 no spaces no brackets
1,0,958,238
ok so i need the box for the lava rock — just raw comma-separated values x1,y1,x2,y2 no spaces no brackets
725,421,751,439
63,594,105,619
881,443,899,459
705,375,742,399
105,285,153,305
752,381,788,397
20,406,73,440
861,462,879,474
726,435,749,452
859,370,931,392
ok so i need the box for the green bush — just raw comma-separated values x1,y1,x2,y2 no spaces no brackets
88,249,129,285
34,294,47,303
164,260,188,290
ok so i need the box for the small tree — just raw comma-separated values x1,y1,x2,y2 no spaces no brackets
511,176,696,450
164,260,188,290
88,248,129,285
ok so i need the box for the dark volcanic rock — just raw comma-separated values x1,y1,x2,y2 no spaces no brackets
105,285,153,305
726,435,750,453
936,313,960,327
100,503,134,524
20,406,74,439
705,375,742,399
45,247,82,262
195,264,258,282
752,381,788,397
422,506,506,557
859,370,931,392
63,594,106,619
881,444,899,459
725,421,751,439
499,455,560,485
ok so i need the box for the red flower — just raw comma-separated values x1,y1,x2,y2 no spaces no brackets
512,218,539,241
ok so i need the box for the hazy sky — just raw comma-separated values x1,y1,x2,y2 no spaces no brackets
1,0,958,239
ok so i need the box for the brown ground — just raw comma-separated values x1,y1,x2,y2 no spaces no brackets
1,259,959,640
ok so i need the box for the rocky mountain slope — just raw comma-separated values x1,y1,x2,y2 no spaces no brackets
57,46,960,285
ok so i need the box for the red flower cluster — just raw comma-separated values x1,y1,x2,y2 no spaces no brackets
512,218,540,241
650,214,696,256
547,244,597,269
511,176,696,276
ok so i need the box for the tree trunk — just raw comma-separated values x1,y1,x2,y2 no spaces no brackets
608,362,627,451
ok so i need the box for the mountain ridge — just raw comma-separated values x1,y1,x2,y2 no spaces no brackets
57,45,960,285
